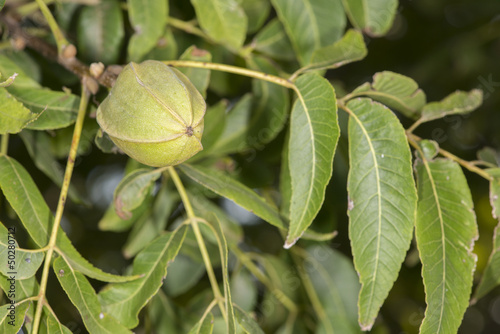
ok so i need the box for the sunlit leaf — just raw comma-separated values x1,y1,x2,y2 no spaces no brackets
7,86,79,130
342,0,398,36
350,71,427,119
285,73,339,248
0,223,44,279
253,18,295,61
298,29,367,75
113,168,161,220
419,89,482,123
472,168,500,302
179,46,212,98
77,0,124,64
0,87,40,134
271,0,346,64
179,164,286,230
0,274,38,301
0,54,40,89
346,98,417,329
99,226,187,328
127,0,168,61
191,0,247,49
415,158,477,334
0,155,139,283
303,246,360,334
53,257,133,334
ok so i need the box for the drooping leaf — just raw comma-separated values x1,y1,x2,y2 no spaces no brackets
350,71,427,119
99,226,187,328
247,56,290,147
271,0,346,64
419,89,483,123
285,73,339,248
0,300,31,333
77,0,124,64
179,164,286,230
0,223,44,279
53,257,133,334
0,87,41,134
7,86,80,130
303,246,360,334
253,18,295,61
241,0,270,34
298,29,367,75
415,158,478,334
472,168,500,302
19,130,87,204
209,94,253,155
234,304,264,334
38,306,73,334
127,0,168,61
113,168,161,220
346,98,417,329
341,0,398,37
179,46,212,98
0,155,139,283
188,312,214,334
190,0,247,49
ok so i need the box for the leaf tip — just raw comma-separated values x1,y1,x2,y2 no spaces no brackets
283,236,299,249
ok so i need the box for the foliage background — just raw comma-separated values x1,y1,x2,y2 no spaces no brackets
1,0,500,333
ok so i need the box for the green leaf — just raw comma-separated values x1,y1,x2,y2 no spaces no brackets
127,0,168,61
341,0,398,36
231,268,257,312
95,128,119,154
113,168,161,219
53,257,133,334
190,0,247,49
253,18,295,61
77,0,124,64
247,56,290,147
418,139,439,160
143,28,178,61
299,29,367,74
38,306,73,334
241,0,270,34
188,312,214,334
271,0,346,64
179,46,212,98
303,246,361,334
415,158,478,334
179,164,286,230
0,54,40,89
0,300,31,333
202,213,236,333
280,130,292,218
419,89,483,123
122,186,178,258
19,130,87,204
0,87,41,134
209,94,253,155
234,304,264,334
99,226,187,328
346,98,417,329
477,147,500,167
0,223,44,279
0,274,38,301
285,73,339,248
0,155,139,283
472,168,500,302
7,86,79,130
198,100,228,156
147,291,178,333
350,71,427,119
164,253,205,297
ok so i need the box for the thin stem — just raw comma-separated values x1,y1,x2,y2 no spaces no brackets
168,17,213,42
1,134,9,155
162,60,297,90
32,86,90,334
407,133,492,180
34,0,70,55
406,118,424,134
167,167,227,321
